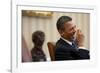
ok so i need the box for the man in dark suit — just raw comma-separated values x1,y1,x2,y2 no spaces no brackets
55,16,90,61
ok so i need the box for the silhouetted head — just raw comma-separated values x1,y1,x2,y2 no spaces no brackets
56,16,77,42
32,31,45,47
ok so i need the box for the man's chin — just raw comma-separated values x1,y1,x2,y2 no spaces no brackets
71,37,75,41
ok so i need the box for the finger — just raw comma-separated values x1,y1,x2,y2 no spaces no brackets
78,29,83,35
78,29,81,33
76,29,79,34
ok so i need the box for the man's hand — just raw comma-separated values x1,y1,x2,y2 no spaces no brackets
76,29,85,47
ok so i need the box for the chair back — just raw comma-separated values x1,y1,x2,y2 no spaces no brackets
47,42,55,61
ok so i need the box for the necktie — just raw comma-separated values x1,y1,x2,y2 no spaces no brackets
72,42,78,50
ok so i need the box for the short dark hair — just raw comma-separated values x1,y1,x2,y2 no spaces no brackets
32,31,45,46
56,16,72,30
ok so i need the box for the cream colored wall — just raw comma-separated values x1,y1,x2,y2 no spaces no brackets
22,12,90,58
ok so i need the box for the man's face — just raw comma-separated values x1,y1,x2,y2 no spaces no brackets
61,21,77,41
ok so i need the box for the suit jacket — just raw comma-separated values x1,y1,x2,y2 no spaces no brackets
55,38,90,61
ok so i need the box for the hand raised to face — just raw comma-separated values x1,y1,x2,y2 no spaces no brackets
75,29,85,47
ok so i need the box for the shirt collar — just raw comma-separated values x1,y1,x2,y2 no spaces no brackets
61,37,72,45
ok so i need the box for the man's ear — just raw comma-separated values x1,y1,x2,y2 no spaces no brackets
58,30,64,36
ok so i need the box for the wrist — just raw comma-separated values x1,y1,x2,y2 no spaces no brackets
78,43,84,47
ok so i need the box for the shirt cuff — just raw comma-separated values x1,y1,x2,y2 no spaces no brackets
79,46,87,50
